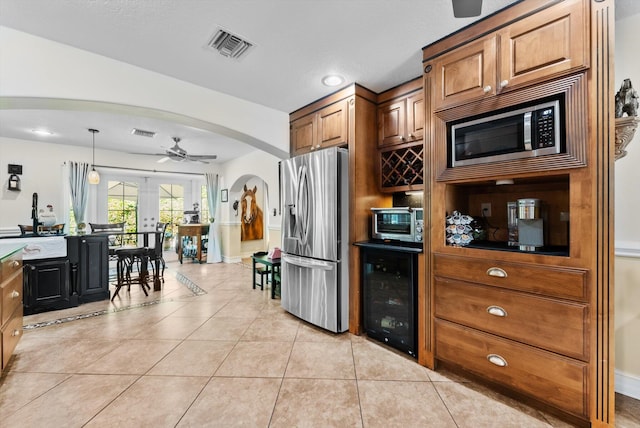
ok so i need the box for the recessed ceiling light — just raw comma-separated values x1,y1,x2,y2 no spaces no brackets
31,129,54,136
322,75,345,87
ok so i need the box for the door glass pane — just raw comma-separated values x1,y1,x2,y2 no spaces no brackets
159,184,184,248
200,185,209,224
107,181,138,245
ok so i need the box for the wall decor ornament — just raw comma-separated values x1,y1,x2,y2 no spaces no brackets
614,79,639,160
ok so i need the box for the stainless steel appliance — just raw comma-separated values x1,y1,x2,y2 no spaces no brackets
370,207,423,243
517,198,544,251
450,98,562,167
280,147,349,333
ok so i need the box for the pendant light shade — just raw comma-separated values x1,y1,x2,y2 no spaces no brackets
88,128,100,185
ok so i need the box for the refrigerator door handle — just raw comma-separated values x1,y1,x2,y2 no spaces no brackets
295,164,310,245
282,254,334,271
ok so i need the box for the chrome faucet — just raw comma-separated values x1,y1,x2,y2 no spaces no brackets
31,192,39,235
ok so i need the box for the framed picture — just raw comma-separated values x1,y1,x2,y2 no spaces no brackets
221,189,228,202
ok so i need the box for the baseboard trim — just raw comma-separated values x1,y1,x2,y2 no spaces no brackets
615,369,640,400
222,255,242,264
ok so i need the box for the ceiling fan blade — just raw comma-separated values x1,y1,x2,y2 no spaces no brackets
188,154,218,160
157,156,170,163
452,0,482,18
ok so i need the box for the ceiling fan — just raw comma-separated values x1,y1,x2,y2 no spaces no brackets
155,137,217,164
452,0,482,18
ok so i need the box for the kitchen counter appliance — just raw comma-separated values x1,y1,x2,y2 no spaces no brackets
280,147,349,333
371,207,423,243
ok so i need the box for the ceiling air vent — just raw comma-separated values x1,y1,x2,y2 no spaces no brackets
131,128,156,138
207,28,253,59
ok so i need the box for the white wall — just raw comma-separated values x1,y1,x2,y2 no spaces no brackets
614,13,640,399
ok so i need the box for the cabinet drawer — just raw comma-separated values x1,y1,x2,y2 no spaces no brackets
435,319,587,418
1,254,22,282
433,254,587,301
1,271,23,326
435,278,588,360
1,305,23,372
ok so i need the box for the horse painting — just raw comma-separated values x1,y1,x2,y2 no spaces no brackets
240,184,264,241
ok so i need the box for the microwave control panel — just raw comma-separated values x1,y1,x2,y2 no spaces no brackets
534,107,556,149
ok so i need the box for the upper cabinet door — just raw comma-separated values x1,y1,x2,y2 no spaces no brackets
290,114,316,155
317,99,349,149
497,0,587,92
432,36,497,111
406,92,424,142
378,99,407,147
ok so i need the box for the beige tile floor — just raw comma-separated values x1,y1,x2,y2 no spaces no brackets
1,256,639,427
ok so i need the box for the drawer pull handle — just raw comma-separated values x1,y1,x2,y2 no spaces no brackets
12,329,21,337
487,305,507,317
486,267,507,278
487,354,508,367
11,290,20,299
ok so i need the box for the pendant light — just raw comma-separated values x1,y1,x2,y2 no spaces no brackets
88,128,100,185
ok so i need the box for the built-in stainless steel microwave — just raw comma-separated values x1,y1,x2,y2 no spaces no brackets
450,99,562,167
371,207,423,243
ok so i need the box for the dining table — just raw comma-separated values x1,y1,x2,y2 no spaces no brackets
90,230,164,291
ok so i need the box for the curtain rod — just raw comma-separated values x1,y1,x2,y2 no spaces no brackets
93,164,205,176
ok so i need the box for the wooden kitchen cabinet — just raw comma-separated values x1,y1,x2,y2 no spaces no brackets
290,98,350,156
377,77,425,192
290,114,315,154
377,92,424,147
422,0,614,425
1,247,23,372
427,0,587,111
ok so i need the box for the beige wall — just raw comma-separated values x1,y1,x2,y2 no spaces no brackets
614,13,640,398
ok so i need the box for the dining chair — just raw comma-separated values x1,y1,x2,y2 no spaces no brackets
146,222,168,281
252,251,270,290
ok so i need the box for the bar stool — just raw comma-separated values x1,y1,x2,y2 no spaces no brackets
112,247,150,300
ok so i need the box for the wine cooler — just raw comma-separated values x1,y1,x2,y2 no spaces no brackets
360,245,419,358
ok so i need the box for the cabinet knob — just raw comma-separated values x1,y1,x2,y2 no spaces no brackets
316,144,321,148
486,305,507,317
500,80,509,88
408,133,414,139
486,267,507,278
12,329,21,337
487,354,508,367
483,85,492,93
11,260,20,268
10,290,20,299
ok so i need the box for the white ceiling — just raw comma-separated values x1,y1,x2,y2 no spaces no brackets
1,0,638,163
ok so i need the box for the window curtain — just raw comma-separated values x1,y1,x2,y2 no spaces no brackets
205,173,222,263
68,161,90,228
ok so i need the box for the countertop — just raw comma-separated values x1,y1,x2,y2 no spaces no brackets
354,240,423,253
0,243,26,261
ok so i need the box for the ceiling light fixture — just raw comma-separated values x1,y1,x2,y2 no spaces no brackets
322,75,345,87
31,129,54,136
88,129,100,185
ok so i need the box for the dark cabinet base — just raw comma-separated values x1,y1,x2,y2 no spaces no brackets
66,235,110,303
24,258,76,315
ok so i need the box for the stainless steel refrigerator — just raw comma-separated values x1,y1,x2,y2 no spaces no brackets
280,147,349,333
